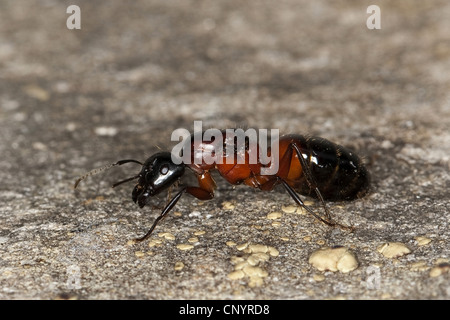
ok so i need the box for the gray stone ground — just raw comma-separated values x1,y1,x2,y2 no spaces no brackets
0,0,449,300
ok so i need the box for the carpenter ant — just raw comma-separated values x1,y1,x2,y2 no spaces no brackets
74,131,370,242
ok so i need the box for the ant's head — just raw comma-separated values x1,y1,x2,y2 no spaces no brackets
113,152,185,208
74,152,185,209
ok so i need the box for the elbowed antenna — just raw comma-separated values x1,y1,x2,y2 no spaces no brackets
74,159,143,189
112,174,140,188
115,159,143,166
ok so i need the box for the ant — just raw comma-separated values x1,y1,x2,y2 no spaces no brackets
74,131,370,242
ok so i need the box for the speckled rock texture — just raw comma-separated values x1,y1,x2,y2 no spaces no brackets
0,0,449,299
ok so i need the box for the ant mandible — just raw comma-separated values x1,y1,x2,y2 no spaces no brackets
74,131,370,242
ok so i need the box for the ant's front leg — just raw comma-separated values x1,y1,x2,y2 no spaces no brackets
134,187,186,242
134,173,215,242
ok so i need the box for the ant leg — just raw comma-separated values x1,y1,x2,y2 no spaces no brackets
280,179,335,227
275,144,334,225
185,186,214,200
134,186,214,242
289,143,353,231
290,143,332,221
134,187,187,242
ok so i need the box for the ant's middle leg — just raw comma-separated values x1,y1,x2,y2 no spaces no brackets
289,143,332,221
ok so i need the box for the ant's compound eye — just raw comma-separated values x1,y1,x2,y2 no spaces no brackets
160,164,169,175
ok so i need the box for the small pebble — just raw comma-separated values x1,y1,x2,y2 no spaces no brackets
230,256,245,264
228,270,245,280
174,262,184,271
381,140,394,149
65,122,77,132
189,210,201,217
32,142,47,151
194,230,205,236
249,244,268,254
281,205,297,214
415,236,432,246
23,85,50,101
303,200,315,206
188,237,199,243
226,241,236,247
248,276,264,288
222,201,235,210
236,243,249,251
148,239,163,247
267,212,282,220
176,244,194,251
268,246,279,257
135,251,145,258
158,232,175,241
247,253,270,266
234,261,249,270
313,274,325,282
246,256,258,266
377,242,411,258
94,126,118,137
429,263,450,278
308,247,359,273
243,265,268,278
435,258,449,264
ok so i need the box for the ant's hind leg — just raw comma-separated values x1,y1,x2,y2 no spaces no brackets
275,143,337,227
289,143,354,231
276,143,333,225
280,179,335,227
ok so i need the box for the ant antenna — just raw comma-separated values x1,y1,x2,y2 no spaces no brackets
112,174,140,188
74,159,143,189
115,159,143,166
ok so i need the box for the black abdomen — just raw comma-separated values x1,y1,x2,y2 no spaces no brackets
295,136,370,201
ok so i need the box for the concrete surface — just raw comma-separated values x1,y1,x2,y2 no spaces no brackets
0,0,449,300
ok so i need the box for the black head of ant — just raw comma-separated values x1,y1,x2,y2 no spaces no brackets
125,152,185,208
74,152,185,208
